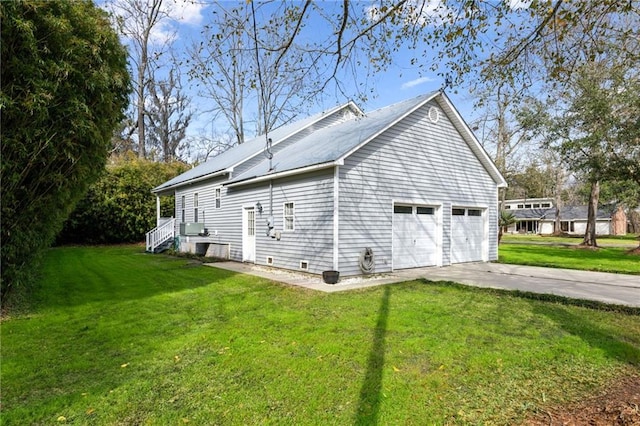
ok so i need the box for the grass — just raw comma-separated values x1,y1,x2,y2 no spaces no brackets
2,245,639,425
499,244,640,274
501,233,639,246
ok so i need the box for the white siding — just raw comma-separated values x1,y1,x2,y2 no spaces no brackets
252,170,335,274
338,101,499,276
176,169,335,274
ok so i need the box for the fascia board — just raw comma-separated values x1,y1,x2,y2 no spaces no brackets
151,168,232,194
225,161,338,188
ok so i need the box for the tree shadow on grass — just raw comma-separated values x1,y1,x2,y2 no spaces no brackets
534,304,640,366
354,285,391,426
31,246,249,310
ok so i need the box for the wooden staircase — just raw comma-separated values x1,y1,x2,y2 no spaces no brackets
146,218,176,253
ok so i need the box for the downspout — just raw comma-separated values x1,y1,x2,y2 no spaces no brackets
333,165,340,271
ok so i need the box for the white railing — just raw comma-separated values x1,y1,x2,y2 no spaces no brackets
146,218,176,252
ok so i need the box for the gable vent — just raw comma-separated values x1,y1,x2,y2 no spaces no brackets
428,106,440,123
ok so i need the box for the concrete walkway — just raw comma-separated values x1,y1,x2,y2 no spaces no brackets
207,262,640,308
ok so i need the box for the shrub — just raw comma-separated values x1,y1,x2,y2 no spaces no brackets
1,0,129,299
57,157,188,244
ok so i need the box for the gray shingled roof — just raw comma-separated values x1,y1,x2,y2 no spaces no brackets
152,104,357,193
154,90,507,192
228,92,438,184
512,205,615,220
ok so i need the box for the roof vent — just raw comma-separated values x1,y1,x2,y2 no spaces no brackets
428,106,440,123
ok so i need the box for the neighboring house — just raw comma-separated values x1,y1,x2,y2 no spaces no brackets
503,198,627,236
147,91,507,277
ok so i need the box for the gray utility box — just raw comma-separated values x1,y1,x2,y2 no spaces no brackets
180,222,204,236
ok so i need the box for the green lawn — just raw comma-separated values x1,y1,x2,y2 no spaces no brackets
501,233,639,246
499,244,640,274
2,246,639,425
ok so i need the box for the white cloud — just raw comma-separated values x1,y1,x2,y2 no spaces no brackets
508,0,532,10
401,76,435,89
104,0,206,45
368,0,453,27
164,0,206,26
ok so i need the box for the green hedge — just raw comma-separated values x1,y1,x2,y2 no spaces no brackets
1,1,129,299
58,158,188,245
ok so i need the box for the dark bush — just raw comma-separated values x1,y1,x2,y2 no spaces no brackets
1,1,130,299
58,157,188,244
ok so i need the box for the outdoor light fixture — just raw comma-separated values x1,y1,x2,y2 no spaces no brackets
256,202,263,214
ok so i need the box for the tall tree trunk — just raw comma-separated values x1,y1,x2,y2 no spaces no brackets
137,53,146,159
581,180,600,247
552,165,563,236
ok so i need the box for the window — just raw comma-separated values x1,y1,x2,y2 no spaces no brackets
452,208,466,216
517,204,524,209
194,193,199,222
505,205,511,209
394,205,412,214
541,203,551,208
533,203,540,208
215,187,221,209
560,221,575,232
524,204,532,208
181,195,185,223
417,207,434,215
247,209,255,236
284,202,295,231
517,220,538,233
468,209,482,216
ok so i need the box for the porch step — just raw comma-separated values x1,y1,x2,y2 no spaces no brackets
152,238,174,254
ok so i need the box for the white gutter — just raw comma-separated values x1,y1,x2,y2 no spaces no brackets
226,161,340,188
152,168,233,194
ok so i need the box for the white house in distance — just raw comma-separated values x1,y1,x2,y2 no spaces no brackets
147,91,507,277
504,197,627,236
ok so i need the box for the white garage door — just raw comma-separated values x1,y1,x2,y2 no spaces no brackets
393,205,438,269
451,207,485,263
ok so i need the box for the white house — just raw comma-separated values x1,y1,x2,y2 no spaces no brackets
147,91,507,277
504,198,627,236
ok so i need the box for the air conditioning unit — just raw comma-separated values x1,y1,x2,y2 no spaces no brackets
180,222,204,236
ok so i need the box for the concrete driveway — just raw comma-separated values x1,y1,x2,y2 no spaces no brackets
209,262,640,308
417,263,640,308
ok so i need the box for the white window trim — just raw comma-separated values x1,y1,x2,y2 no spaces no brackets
180,195,185,223
194,193,199,222
215,187,222,209
283,202,295,232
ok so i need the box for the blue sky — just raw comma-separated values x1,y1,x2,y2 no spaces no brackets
106,0,490,147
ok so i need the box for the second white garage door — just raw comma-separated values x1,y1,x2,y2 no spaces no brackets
393,205,438,269
451,207,485,263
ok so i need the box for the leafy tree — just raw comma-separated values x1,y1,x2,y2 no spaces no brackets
498,210,516,243
520,50,639,246
58,157,188,245
1,0,130,299
233,2,638,98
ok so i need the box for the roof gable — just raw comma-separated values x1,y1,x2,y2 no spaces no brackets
512,205,615,220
